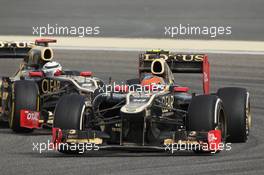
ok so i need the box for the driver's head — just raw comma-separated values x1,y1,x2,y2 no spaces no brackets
141,73,165,86
42,61,62,77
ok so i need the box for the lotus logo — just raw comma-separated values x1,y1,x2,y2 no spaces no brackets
0,41,34,48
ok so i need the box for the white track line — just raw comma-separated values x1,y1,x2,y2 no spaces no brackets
52,46,264,55
1,35,264,55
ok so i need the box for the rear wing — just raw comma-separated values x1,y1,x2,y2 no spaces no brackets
0,39,56,58
138,51,210,94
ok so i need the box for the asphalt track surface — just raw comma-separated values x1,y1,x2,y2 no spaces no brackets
0,0,264,40
0,50,263,175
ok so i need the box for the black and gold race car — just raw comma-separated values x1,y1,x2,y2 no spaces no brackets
0,39,105,133
52,50,252,154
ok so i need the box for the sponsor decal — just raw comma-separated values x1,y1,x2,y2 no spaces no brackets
0,41,34,48
143,54,204,62
207,129,221,151
20,110,40,129
41,79,60,94
161,95,174,112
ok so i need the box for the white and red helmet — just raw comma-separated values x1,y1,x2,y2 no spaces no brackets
42,61,62,77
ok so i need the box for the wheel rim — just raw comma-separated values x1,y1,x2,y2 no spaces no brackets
8,86,15,128
215,101,226,141
246,93,251,136
218,109,226,141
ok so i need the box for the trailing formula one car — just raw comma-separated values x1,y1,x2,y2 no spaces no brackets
52,50,252,154
0,39,105,133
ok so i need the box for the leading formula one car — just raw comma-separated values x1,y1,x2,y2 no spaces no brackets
0,39,105,133
52,50,251,154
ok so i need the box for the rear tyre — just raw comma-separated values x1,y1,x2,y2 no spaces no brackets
188,95,226,153
53,94,86,154
217,87,251,143
10,81,39,133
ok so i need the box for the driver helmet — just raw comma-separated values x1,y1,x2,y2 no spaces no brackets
42,61,62,77
141,73,165,86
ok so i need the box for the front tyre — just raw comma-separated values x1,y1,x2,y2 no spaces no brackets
10,81,39,133
188,95,227,153
53,94,86,154
217,87,251,143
